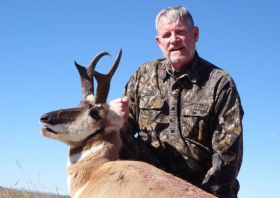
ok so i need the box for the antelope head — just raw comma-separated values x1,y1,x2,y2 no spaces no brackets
40,50,122,148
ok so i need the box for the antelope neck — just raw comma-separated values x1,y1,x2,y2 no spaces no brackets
69,127,105,156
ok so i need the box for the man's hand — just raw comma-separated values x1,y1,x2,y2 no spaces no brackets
109,97,129,120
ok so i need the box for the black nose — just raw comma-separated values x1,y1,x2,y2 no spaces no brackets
40,113,50,123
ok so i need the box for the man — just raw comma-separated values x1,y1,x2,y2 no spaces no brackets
111,6,243,198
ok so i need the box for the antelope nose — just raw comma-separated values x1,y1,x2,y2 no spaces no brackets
40,113,50,123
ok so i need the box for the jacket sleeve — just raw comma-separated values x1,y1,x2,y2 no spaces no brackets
202,75,244,197
120,66,164,166
122,67,142,136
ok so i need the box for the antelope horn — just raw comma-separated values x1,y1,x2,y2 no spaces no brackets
75,52,110,100
94,49,122,103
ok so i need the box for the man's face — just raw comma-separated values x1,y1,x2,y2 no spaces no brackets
156,18,199,70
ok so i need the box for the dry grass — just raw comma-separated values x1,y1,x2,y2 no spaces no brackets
0,186,69,198
2,160,70,197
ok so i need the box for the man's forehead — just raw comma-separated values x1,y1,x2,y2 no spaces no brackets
157,19,187,32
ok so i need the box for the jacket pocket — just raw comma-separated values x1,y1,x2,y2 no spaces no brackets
181,103,210,142
181,102,213,163
138,96,169,145
138,96,167,131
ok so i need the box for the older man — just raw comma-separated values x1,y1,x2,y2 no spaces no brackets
111,6,243,198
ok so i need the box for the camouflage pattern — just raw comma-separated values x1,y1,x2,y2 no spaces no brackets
121,52,243,198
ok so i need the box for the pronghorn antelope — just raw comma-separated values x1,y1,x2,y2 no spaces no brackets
40,50,216,198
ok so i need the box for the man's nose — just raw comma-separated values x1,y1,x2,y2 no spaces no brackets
170,32,179,43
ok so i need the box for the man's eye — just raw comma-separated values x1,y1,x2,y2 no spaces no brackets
162,33,171,38
177,31,186,36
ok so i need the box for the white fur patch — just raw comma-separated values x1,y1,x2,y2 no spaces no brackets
67,142,105,164
86,94,96,103
72,185,87,198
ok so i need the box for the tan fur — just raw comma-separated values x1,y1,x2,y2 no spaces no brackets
66,121,216,198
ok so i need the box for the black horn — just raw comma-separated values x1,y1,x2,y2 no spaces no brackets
94,49,122,103
75,49,122,103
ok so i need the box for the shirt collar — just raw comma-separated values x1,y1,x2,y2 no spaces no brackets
162,51,200,84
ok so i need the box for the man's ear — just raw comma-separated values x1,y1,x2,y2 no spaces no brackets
155,36,161,45
193,26,199,41
155,36,164,52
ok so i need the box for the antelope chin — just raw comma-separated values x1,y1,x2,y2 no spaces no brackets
41,127,58,138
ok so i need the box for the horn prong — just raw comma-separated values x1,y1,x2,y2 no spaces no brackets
75,61,94,99
94,49,122,103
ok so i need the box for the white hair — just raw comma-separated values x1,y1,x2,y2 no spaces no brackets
155,6,194,31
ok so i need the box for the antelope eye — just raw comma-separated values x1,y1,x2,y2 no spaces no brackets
89,108,101,121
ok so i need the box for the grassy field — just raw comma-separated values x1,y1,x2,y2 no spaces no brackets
0,186,69,198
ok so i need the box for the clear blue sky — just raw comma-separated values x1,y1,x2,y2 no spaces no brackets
0,1,279,197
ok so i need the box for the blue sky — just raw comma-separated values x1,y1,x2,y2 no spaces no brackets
0,0,279,197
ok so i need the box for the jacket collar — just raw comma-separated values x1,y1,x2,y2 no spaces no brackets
161,51,200,84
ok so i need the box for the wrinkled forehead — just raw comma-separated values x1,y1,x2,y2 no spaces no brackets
158,17,185,27
156,19,189,35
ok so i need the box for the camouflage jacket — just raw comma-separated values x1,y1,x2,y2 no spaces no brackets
122,52,243,198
